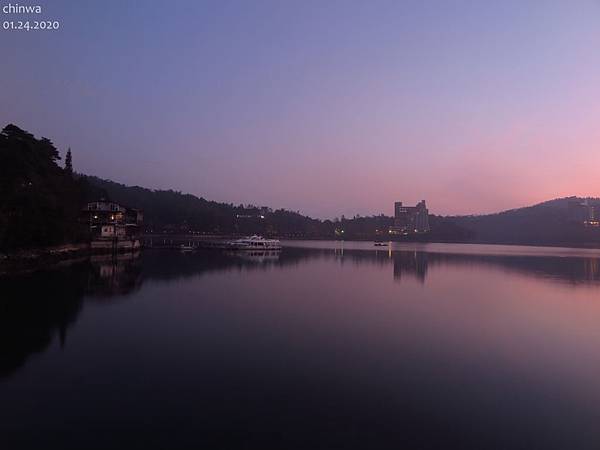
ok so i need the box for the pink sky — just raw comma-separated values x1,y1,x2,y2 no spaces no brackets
2,1,600,218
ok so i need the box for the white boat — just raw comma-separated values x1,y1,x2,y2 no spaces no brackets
227,235,282,250
180,243,195,252
224,250,281,262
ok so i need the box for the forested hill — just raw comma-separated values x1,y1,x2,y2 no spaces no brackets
2,123,599,249
449,198,600,246
0,124,89,251
84,176,334,237
86,175,600,245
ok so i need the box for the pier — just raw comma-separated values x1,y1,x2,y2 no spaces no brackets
141,234,238,250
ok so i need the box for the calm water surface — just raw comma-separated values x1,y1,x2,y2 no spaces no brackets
3,241,600,449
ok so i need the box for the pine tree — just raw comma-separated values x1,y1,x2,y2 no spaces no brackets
65,147,73,175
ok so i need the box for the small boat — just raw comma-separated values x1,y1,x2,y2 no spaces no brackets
227,235,282,250
180,244,195,252
374,242,388,247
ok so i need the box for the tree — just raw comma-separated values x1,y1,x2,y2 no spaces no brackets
65,148,73,175
0,125,89,250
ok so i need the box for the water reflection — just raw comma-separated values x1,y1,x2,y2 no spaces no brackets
0,253,142,378
3,244,600,449
428,251,600,285
0,264,85,378
291,246,600,286
393,251,428,283
2,245,600,380
87,252,143,299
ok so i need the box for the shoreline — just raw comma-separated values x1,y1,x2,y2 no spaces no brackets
0,242,139,275
3,236,600,275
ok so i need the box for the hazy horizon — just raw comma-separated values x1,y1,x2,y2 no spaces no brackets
3,1,600,218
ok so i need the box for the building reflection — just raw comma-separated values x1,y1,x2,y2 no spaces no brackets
327,247,429,282
392,251,428,283
86,252,143,299
284,246,600,286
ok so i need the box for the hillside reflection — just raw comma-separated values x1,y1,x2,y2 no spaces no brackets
0,253,142,378
2,246,600,379
292,247,600,285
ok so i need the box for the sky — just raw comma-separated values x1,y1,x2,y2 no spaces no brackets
2,0,600,218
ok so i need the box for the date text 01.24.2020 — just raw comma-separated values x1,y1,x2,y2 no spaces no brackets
3,20,60,31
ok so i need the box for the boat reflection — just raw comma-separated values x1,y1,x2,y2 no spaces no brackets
223,250,281,263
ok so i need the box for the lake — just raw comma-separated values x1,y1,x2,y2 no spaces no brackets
3,241,600,449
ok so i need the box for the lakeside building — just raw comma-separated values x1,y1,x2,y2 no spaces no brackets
389,200,430,235
81,201,143,250
568,199,600,227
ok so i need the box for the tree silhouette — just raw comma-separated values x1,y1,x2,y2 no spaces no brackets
0,125,90,250
65,147,73,175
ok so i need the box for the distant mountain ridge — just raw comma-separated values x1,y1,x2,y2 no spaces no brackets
85,175,600,246
448,197,600,245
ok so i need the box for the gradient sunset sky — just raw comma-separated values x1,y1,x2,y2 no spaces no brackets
2,0,600,218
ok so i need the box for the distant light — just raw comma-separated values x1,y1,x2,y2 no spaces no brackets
260,215,265,219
